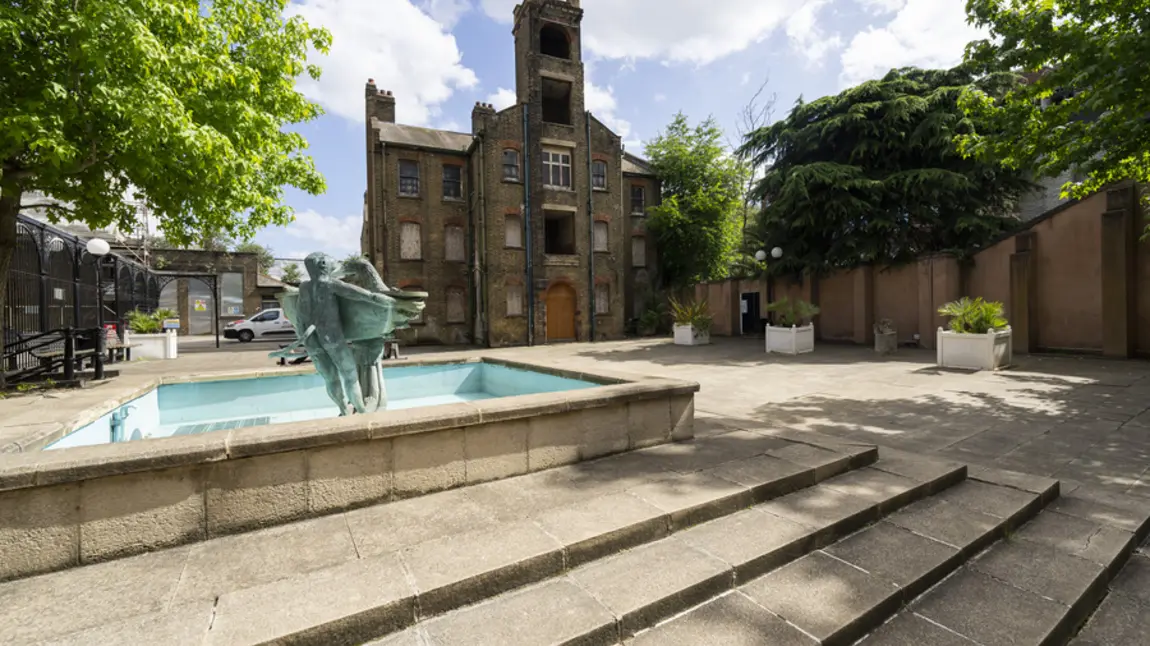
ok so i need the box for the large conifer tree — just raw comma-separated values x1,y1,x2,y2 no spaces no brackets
739,66,1033,275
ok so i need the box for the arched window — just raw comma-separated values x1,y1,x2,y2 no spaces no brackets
539,24,570,59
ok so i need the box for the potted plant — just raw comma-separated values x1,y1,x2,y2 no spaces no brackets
669,297,712,346
765,297,819,355
936,297,1012,370
126,308,180,360
874,318,897,355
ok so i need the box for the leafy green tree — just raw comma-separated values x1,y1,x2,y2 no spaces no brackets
958,0,1150,215
739,66,1034,276
281,262,302,285
646,113,749,289
0,0,330,323
232,241,276,274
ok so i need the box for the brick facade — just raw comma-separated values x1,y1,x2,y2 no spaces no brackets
362,0,660,347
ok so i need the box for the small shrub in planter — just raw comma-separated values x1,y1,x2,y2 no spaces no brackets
936,297,1012,370
127,308,180,360
669,298,712,346
874,318,897,355
765,297,819,354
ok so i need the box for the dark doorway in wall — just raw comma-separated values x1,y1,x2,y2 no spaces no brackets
544,211,576,255
741,292,761,336
541,78,572,125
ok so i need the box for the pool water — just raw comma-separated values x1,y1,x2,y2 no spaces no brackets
47,362,597,450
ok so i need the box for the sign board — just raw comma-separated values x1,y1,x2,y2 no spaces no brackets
53,287,65,301
193,299,207,312
162,318,181,330
226,306,241,316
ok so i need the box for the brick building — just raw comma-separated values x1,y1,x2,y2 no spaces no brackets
360,0,660,347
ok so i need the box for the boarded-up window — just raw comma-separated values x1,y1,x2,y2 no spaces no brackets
400,222,421,260
593,220,608,252
445,226,465,262
505,215,522,248
506,286,524,316
631,236,646,267
446,288,465,323
595,283,609,314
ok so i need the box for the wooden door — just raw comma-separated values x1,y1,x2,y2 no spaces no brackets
545,283,576,342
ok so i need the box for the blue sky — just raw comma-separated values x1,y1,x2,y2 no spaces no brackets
256,0,984,274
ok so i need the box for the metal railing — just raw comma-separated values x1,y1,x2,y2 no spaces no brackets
2,327,107,385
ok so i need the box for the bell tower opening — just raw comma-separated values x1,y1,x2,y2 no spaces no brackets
540,24,570,59
541,78,573,125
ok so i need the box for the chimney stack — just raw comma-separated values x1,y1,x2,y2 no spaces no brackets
471,101,497,135
365,78,396,123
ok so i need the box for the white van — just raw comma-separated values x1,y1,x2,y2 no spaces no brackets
223,308,296,343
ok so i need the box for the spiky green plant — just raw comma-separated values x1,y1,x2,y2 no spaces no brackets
766,297,820,327
668,297,713,334
937,297,1008,334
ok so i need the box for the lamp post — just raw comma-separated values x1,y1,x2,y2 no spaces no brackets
85,238,111,379
757,247,783,324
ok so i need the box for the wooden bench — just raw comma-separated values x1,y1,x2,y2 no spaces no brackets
105,341,140,363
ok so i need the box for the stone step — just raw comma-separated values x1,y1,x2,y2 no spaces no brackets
864,490,1150,646
374,453,966,646
0,431,879,645
633,471,1053,646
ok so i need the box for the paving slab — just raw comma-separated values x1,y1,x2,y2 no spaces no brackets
206,554,415,646
676,507,814,581
629,592,816,646
172,513,357,605
1014,511,1135,569
569,536,732,635
824,521,959,594
532,492,669,567
741,550,900,645
1110,553,1150,605
932,479,1040,522
969,539,1105,606
401,520,564,617
1069,588,1150,645
867,449,965,490
885,498,1002,552
703,453,814,501
346,488,499,556
820,467,923,512
765,443,852,480
41,600,214,646
421,579,616,646
636,431,791,474
1046,494,1150,535
626,470,751,528
857,612,977,646
757,485,877,538
912,568,1067,646
0,546,190,643
364,627,431,646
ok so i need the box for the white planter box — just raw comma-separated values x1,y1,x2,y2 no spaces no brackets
875,331,898,355
766,324,815,355
936,327,1012,371
132,330,179,360
673,324,711,346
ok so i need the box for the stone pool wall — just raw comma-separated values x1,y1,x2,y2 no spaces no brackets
0,358,697,583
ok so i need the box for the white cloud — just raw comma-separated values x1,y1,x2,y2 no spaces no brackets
279,209,363,260
839,0,986,86
855,0,906,14
287,0,478,125
653,94,666,103
785,0,843,65
481,0,811,65
486,87,518,111
584,63,633,142
417,0,470,29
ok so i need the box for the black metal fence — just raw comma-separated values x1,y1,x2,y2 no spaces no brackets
2,216,158,383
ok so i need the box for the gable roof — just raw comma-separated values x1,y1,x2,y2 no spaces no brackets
373,119,474,154
622,152,655,177
257,274,286,289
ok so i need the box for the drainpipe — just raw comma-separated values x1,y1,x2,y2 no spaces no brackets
522,104,534,347
585,111,596,342
467,134,488,347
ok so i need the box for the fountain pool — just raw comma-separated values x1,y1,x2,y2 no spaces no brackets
47,361,598,450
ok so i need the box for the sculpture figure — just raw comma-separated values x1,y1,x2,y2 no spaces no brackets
269,252,426,415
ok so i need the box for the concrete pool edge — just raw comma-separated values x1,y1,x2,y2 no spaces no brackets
0,355,699,582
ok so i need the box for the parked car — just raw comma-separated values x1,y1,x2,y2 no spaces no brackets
224,308,296,343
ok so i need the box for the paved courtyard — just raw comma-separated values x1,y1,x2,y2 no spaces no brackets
6,336,1148,506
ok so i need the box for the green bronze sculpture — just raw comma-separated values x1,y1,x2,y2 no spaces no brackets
270,253,426,415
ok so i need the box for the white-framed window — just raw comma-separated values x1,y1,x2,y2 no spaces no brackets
631,236,646,267
445,225,465,262
630,184,646,214
400,222,422,260
506,285,524,317
592,220,608,252
542,148,572,188
502,150,520,181
446,288,466,323
594,283,609,314
505,215,523,248
399,160,420,196
592,160,607,189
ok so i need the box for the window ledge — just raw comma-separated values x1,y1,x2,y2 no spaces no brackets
399,194,421,200
442,197,465,203
593,187,608,192
502,178,522,184
504,245,524,250
544,186,575,192
544,254,580,267
399,258,424,262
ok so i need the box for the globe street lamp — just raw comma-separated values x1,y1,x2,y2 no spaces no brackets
760,247,784,326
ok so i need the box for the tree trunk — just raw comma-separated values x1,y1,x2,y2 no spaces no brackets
0,185,20,388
